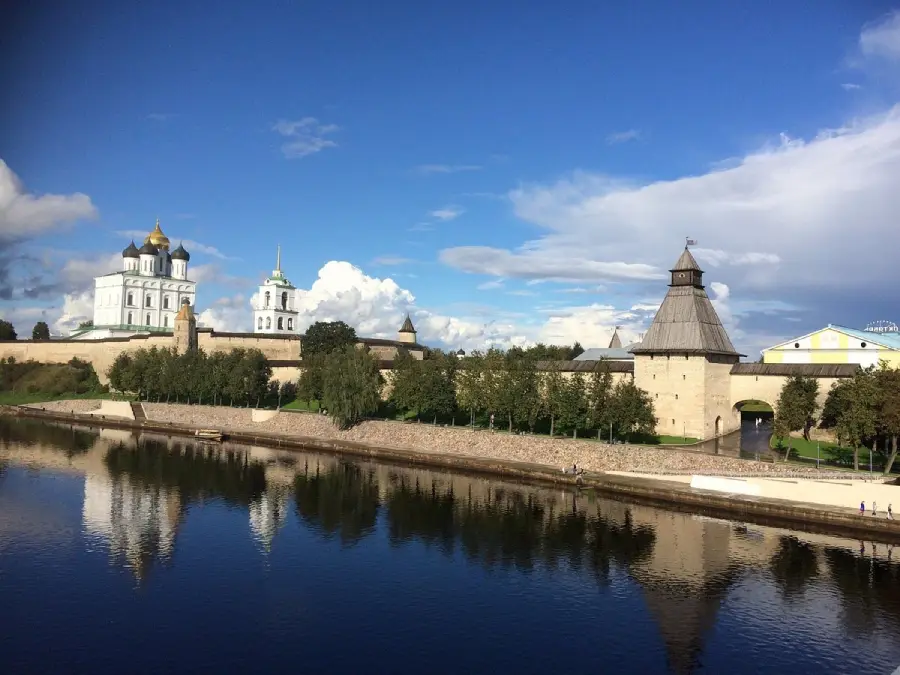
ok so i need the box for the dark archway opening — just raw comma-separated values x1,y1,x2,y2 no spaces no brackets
733,400,775,459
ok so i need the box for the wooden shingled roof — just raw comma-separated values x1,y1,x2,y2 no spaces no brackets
534,359,634,373
630,247,742,357
730,363,859,378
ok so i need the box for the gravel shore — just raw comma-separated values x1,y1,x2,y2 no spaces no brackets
23,400,108,414
124,403,834,476
21,400,840,476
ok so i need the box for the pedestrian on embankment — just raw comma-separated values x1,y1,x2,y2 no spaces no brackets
888,503,894,520
860,501,866,516
873,501,878,517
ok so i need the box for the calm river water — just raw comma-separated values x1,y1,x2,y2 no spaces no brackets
1,417,899,675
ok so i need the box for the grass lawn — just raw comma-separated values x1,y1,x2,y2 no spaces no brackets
281,399,320,412
0,391,118,406
656,435,702,445
740,400,773,413
771,434,874,466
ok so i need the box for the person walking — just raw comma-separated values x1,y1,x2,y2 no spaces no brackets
888,503,893,520
860,500,866,516
873,501,878,517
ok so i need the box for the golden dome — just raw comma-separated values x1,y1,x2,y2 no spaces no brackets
144,218,170,251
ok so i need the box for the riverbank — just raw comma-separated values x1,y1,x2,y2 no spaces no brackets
7,401,900,541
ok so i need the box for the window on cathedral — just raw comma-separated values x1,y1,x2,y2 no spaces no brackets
266,317,271,329
146,313,151,326
164,316,168,327
265,291,271,308
277,317,284,330
127,292,134,306
258,317,263,329
287,318,293,330
163,296,169,309
127,312,133,325
281,292,288,310
145,296,151,307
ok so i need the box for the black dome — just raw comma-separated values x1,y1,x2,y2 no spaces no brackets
122,241,140,258
171,243,191,261
138,241,158,255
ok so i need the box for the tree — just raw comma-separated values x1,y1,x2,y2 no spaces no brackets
557,372,588,438
455,350,484,428
836,367,879,471
417,353,457,424
301,321,357,357
875,364,900,475
32,321,50,340
321,345,383,430
608,380,656,440
497,353,539,433
0,320,16,341
542,362,566,437
389,348,420,417
569,341,585,360
77,320,94,330
297,353,325,408
587,361,614,439
773,375,819,461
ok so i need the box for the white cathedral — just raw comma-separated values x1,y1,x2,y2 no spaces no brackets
76,220,197,339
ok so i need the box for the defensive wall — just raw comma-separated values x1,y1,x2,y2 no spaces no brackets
0,333,859,420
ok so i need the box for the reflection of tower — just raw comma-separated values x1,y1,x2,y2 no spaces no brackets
249,486,289,553
83,473,182,581
629,513,737,675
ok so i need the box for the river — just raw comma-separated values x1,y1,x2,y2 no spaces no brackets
1,416,899,675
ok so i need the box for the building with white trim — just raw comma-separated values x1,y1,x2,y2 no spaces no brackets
73,220,196,340
252,245,298,334
761,322,900,368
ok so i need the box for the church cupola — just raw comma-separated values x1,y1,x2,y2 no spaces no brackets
122,241,139,258
122,241,140,272
171,242,190,280
138,241,158,276
398,314,417,344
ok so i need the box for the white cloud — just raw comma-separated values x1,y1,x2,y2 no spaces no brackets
477,280,504,291
859,10,900,61
414,164,482,175
440,106,900,297
606,129,641,144
429,206,464,221
535,303,655,349
0,159,97,243
53,291,94,335
197,294,251,332
272,117,339,159
841,82,863,91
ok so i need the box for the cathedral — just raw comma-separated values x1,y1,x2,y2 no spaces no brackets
75,220,197,340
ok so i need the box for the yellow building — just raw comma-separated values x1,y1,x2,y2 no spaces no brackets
762,322,900,368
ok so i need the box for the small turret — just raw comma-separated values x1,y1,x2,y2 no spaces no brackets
173,298,197,354
398,314,417,345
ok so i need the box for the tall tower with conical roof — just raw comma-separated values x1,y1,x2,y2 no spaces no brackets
252,245,298,335
398,314,417,344
629,244,743,440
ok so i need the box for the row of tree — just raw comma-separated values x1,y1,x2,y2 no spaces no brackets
107,346,289,407
0,320,51,341
774,364,900,473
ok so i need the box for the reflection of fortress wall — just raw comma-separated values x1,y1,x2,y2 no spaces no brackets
249,486,290,552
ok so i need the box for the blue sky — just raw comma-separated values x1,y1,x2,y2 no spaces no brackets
3,1,900,355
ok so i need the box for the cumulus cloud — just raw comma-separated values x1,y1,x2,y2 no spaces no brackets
53,291,95,335
0,159,97,244
272,117,339,159
198,294,252,333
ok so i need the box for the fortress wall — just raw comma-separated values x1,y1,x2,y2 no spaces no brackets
729,374,844,413
197,332,300,360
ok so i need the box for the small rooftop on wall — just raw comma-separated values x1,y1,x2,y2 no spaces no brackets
630,245,743,357
399,314,416,333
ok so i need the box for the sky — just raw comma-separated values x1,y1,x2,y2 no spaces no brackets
3,1,900,357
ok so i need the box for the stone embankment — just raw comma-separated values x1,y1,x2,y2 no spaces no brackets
26,400,843,477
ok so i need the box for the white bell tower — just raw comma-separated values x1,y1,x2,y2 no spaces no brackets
252,245,298,334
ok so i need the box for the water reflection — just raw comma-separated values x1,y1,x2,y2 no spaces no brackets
1,416,899,673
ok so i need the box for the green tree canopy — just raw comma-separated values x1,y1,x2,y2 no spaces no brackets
0,320,16,341
321,344,383,430
77,320,94,330
773,375,819,461
608,380,656,438
32,321,50,340
836,366,879,471
301,321,357,357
